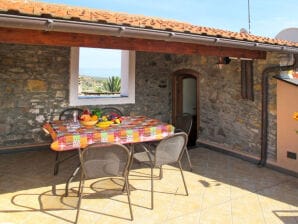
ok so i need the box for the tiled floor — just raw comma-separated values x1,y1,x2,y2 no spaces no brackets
0,147,298,224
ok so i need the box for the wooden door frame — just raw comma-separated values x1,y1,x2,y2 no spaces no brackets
172,69,200,138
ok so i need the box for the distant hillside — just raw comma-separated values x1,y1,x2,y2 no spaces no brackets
80,74,107,81
79,75,107,93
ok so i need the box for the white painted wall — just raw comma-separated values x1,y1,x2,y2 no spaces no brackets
183,78,196,115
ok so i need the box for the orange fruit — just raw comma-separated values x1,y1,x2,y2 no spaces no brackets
80,114,91,121
91,115,98,121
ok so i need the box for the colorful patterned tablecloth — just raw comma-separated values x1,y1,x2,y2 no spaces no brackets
43,116,175,151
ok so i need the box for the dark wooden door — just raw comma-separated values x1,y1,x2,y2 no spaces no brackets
172,70,200,146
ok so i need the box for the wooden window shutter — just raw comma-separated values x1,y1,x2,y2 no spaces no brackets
241,60,254,101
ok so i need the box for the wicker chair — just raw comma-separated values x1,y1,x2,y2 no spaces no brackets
74,143,133,223
53,108,83,175
133,132,189,209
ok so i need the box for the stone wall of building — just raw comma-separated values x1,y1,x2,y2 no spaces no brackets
134,51,281,160
0,43,281,161
0,44,71,146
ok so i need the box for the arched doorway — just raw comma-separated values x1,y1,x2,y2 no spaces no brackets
172,69,200,146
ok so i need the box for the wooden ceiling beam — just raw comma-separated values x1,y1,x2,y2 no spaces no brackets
0,27,266,59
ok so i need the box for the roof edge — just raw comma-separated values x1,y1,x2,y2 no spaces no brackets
1,13,298,54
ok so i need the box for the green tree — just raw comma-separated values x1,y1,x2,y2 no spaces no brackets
103,76,121,93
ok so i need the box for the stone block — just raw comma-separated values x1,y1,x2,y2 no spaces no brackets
26,80,47,92
35,115,45,123
55,91,65,98
0,123,11,134
29,108,39,114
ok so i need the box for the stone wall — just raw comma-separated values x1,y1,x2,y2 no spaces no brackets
134,51,281,160
0,44,70,146
0,43,281,161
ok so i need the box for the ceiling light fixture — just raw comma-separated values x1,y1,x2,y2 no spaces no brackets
216,56,231,69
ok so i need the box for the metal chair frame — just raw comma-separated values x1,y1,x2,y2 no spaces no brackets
74,143,133,223
143,113,193,174
53,108,83,175
58,107,84,121
133,132,189,209
174,113,193,171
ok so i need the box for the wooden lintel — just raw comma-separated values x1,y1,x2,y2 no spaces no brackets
0,27,266,59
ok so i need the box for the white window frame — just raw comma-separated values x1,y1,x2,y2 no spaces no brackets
69,47,135,106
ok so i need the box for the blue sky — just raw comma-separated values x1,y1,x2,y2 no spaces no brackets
40,0,298,77
79,48,121,77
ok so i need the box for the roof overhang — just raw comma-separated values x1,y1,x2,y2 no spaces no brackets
1,13,296,58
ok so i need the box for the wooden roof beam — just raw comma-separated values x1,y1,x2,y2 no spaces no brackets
0,27,266,59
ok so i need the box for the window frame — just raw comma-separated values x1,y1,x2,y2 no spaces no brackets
69,47,135,106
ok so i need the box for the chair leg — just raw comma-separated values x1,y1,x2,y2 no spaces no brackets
77,174,83,197
122,179,131,195
150,166,154,209
185,148,193,172
124,176,133,221
75,177,85,224
178,161,189,196
65,164,81,197
54,152,60,175
123,146,134,194
143,146,154,209
54,151,78,176
122,181,126,193
158,165,163,179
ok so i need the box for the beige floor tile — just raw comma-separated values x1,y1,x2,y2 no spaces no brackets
1,147,298,224
262,209,298,224
200,183,231,209
231,193,265,224
259,192,291,207
166,193,202,219
0,212,35,224
165,211,200,224
199,202,232,224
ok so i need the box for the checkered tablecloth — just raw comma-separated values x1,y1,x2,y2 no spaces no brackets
43,116,175,151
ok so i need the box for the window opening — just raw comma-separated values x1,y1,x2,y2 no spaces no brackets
79,48,121,97
69,47,135,106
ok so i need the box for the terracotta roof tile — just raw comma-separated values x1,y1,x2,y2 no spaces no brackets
1,0,298,48
91,10,116,24
116,13,140,26
139,18,156,29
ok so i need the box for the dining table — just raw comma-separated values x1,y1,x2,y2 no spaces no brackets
43,115,175,195
43,115,175,151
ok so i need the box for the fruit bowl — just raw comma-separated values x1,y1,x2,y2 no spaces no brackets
80,120,98,126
